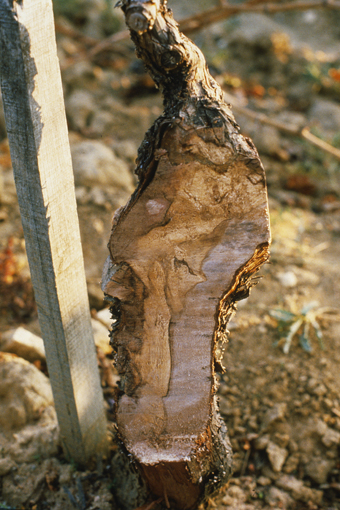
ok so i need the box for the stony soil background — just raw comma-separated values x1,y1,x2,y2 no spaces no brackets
1,0,340,509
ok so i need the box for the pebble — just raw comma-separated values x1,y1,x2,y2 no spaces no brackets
257,476,271,486
0,458,17,477
266,441,288,472
96,307,112,328
308,97,340,134
313,383,327,397
265,486,294,508
0,327,45,362
0,352,53,431
262,402,287,431
91,318,111,355
305,457,335,484
254,434,270,450
65,89,96,130
277,270,298,288
71,140,134,190
322,427,340,447
276,474,323,505
283,453,300,474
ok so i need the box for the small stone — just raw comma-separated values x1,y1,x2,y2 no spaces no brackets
273,432,290,448
277,270,297,288
276,475,323,505
257,476,271,486
305,457,335,484
91,319,111,355
313,418,328,437
254,434,270,450
0,352,54,431
0,458,17,476
96,307,112,328
283,453,300,474
308,97,340,134
75,186,89,204
261,465,279,481
266,441,288,472
71,140,134,190
89,110,115,136
112,139,138,163
322,427,340,447
262,402,287,431
265,486,294,508
313,384,327,397
0,327,45,362
65,89,96,130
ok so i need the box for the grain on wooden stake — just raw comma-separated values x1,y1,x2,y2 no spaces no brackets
0,0,107,463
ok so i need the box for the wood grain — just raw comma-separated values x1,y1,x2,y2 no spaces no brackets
0,0,107,463
102,0,271,507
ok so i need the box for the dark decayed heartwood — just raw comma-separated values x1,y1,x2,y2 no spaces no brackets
0,0,107,463
101,0,271,507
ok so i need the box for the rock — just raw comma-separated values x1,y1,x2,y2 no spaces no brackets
257,476,271,486
313,418,328,437
322,427,340,447
75,185,89,204
0,352,53,431
277,271,298,288
254,434,270,450
89,110,116,136
221,484,247,506
65,89,96,131
313,383,327,397
0,327,45,362
308,98,340,134
261,465,279,481
91,318,111,355
267,441,289,472
96,307,112,329
265,486,294,508
0,458,17,476
276,474,323,505
0,353,59,463
70,140,134,190
96,97,151,142
283,453,300,474
6,413,59,463
262,403,287,431
88,281,105,309
305,457,335,484
62,60,95,88
111,139,138,163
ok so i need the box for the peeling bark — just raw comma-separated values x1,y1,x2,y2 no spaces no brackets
102,1,270,508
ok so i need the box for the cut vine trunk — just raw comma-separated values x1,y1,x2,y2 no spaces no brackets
102,1,271,508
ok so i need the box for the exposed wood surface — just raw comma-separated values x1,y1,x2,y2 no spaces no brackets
102,0,270,507
0,0,107,463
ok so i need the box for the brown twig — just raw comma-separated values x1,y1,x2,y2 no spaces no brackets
134,497,163,510
86,0,340,58
55,17,98,46
179,0,340,33
225,93,340,161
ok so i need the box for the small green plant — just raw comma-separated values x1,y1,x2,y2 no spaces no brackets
270,301,340,354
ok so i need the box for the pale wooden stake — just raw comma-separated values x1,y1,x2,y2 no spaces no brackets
0,0,107,463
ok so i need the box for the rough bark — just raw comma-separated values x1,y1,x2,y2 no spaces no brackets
102,1,271,507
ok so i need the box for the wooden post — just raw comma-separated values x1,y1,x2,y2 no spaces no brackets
0,0,107,463
102,0,270,508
